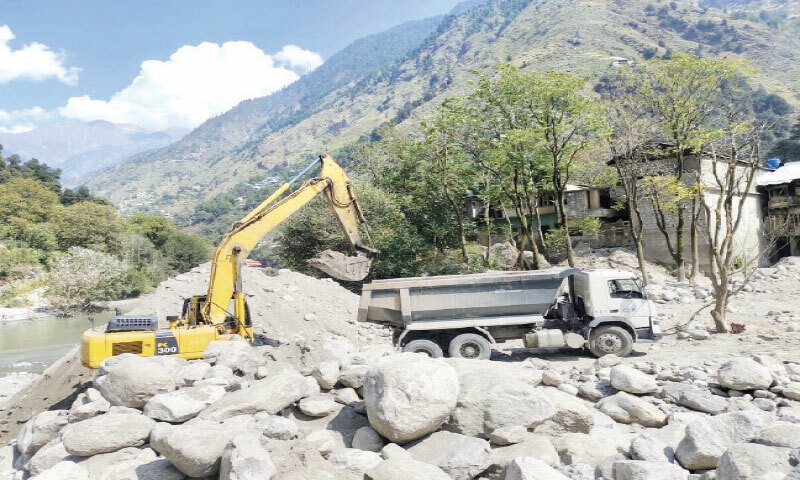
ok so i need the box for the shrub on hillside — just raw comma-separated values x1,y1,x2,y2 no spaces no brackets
45,247,130,311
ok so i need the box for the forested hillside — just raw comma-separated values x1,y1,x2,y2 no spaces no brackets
84,0,800,230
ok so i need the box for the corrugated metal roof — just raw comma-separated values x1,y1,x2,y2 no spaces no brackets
757,162,800,186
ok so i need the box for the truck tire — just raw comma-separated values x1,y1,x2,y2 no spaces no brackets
589,326,633,358
449,333,491,360
402,339,444,358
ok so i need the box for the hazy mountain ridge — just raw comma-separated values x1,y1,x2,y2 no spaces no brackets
83,0,800,220
0,121,188,182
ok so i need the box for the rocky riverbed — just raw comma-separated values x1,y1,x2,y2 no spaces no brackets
1,251,799,479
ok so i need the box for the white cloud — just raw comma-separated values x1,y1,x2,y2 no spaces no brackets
0,25,80,85
0,106,49,133
59,41,323,131
274,45,323,75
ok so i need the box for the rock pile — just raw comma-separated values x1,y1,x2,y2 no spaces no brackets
4,339,800,479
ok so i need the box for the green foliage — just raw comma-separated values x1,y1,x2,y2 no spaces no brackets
45,247,131,310
162,232,212,273
55,202,126,254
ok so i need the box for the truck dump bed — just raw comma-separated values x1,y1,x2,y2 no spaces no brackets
358,268,577,329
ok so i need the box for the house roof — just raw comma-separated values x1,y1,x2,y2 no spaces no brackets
757,162,800,186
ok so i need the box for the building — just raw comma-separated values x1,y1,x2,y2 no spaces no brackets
758,162,800,261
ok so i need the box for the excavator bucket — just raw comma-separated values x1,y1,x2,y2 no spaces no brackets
308,249,372,281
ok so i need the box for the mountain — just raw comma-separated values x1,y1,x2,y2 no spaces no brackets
83,0,800,222
0,121,188,183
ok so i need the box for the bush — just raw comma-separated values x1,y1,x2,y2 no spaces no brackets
45,247,131,310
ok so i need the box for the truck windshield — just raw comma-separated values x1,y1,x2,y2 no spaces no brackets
608,279,644,298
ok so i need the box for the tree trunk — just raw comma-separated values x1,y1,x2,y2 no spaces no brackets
635,238,650,285
675,207,687,282
711,288,730,333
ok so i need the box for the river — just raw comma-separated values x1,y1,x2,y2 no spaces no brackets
0,312,113,376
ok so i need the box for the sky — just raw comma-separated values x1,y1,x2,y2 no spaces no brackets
0,0,465,133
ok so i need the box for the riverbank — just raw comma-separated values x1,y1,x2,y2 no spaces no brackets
0,307,51,324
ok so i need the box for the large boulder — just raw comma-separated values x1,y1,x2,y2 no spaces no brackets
61,408,156,456
366,457,451,480
406,431,491,480
150,420,232,478
488,435,561,474
612,460,689,480
15,410,68,457
220,432,276,480
504,456,570,480
445,361,550,437
199,369,313,421
596,392,667,427
610,365,659,394
96,354,176,408
26,460,88,480
675,410,771,470
716,443,795,480
363,353,459,443
144,384,226,422
717,357,774,391
85,447,183,480
488,242,519,269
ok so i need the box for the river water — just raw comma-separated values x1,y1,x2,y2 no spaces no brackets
0,312,113,376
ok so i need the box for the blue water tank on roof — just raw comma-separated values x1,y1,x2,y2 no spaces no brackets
766,158,781,171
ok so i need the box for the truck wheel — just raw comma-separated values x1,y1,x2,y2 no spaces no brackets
589,326,633,358
449,333,491,360
402,339,443,358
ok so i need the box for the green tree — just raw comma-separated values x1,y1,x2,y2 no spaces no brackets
55,202,126,253
620,53,746,281
128,213,179,248
0,178,60,243
162,231,212,273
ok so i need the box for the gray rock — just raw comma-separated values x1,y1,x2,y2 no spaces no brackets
144,384,226,422
363,353,459,443
339,365,370,389
675,410,771,470
366,457,451,480
677,389,729,414
333,387,362,405
489,425,529,446
612,460,689,479
96,354,176,408
556,430,632,467
534,387,594,435
26,438,74,476
488,242,518,269
203,339,252,370
446,362,551,438
311,360,341,390
150,420,231,478
27,460,88,480
505,456,570,480
68,395,110,423
716,443,794,480
610,365,659,394
717,358,774,391
753,422,800,448
783,382,800,400
596,354,623,369
328,449,383,478
15,410,68,457
352,426,384,452
176,361,211,386
199,369,313,421
630,434,675,463
406,431,491,480
578,379,615,401
298,395,340,417
220,432,276,480
62,409,156,456
90,447,184,480
489,435,560,474
596,392,667,427
254,413,299,440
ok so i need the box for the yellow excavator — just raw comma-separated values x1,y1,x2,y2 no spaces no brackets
81,154,377,368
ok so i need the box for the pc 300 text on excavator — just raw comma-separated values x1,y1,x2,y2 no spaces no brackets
81,154,378,368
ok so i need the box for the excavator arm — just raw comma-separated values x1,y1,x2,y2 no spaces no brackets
198,154,377,328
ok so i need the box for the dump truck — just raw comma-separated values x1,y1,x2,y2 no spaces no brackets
357,267,660,359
